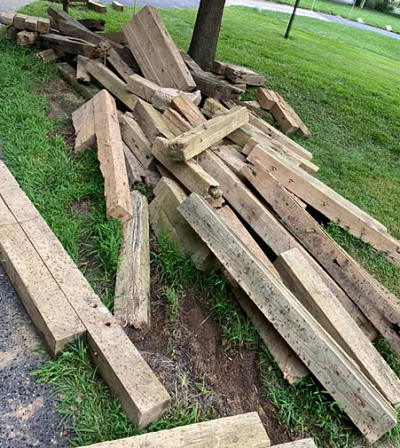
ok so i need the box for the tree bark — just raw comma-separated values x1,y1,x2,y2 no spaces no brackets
188,0,226,71
62,0,69,13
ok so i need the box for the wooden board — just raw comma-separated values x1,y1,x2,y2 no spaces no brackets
197,150,377,340
192,71,244,102
17,31,38,46
77,55,90,84
246,144,400,265
115,191,150,329
5,27,18,40
178,193,397,443
78,18,106,31
225,64,265,86
13,13,27,30
123,6,195,91
163,108,192,137
88,0,107,13
0,223,85,358
127,74,160,102
25,16,38,32
93,90,132,221
107,47,135,83
72,98,96,152
123,143,145,187
230,99,273,120
272,440,317,448
0,12,15,26
81,413,270,448
58,63,100,100
152,137,221,199
275,248,400,406
132,98,174,143
211,145,246,178
86,59,138,110
112,1,124,11
256,88,282,111
154,177,215,271
40,33,98,57
171,92,206,127
37,17,51,34
242,162,400,353
120,113,154,169
36,48,65,61
168,107,249,161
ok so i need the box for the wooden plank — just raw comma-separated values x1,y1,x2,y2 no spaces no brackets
272,440,317,448
192,71,244,102
107,47,135,83
127,74,160,102
150,197,180,244
112,1,124,11
256,88,281,111
152,137,221,199
78,18,106,31
171,92,206,127
57,63,100,100
0,12,15,26
225,64,265,86
5,27,18,40
246,144,399,265
77,55,90,84
230,99,273,120
168,107,249,161
36,48,65,61
274,248,400,406
72,99,96,152
115,191,150,329
211,145,246,177
123,142,145,187
19,216,170,427
0,223,85,358
17,31,38,46
154,177,215,271
132,98,174,143
88,0,107,13
40,33,98,57
197,150,377,340
25,16,38,32
163,108,192,137
242,162,400,353
37,17,51,34
86,59,138,110
212,61,227,75
80,413,270,448
93,90,132,221
178,193,397,443
13,13,27,30
123,6,195,91
120,113,154,169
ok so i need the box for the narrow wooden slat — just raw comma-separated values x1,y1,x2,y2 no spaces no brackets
178,193,397,443
77,55,90,84
107,47,135,83
127,74,160,102
163,108,192,137
171,92,206,127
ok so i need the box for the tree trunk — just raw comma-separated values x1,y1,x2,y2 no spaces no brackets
188,0,226,71
62,0,69,13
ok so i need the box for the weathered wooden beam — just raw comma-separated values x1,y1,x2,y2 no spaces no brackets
275,248,400,406
132,99,174,143
78,18,106,31
272,440,317,448
246,144,399,265
163,108,192,137
171,92,206,127
72,98,96,152
168,107,249,161
112,1,124,11
242,162,400,353
36,48,65,62
86,59,138,110
115,191,150,329
88,0,107,13
197,150,377,340
152,137,221,199
37,17,51,34
40,33,98,57
120,113,154,169
211,145,247,178
17,31,38,46
13,13,28,30
5,27,18,40
0,11,15,26
81,413,270,448
225,64,265,86
123,6,195,91
127,74,160,102
25,16,38,32
57,63,100,100
229,99,273,120
93,90,132,221
77,55,90,84
256,88,282,111
107,47,135,83
178,193,397,443
192,71,244,102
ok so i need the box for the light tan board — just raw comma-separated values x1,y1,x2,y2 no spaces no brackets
274,248,400,406
163,108,192,136
93,90,132,221
0,12,15,26
77,55,90,84
225,64,266,86
25,16,38,32
171,92,206,127
127,74,160,102
17,31,38,46
178,193,397,444
72,98,96,152
133,98,174,143
256,88,282,111
123,6,195,91
120,113,154,169
37,48,65,62
112,1,124,11
246,144,400,265
107,47,135,83
82,413,270,448
152,137,221,199
88,0,107,13
197,151,377,340
272,439,317,448
13,13,27,30
168,106,249,161
211,145,246,177
86,60,138,110
115,191,150,329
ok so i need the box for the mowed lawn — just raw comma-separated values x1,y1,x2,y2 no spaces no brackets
5,2,400,446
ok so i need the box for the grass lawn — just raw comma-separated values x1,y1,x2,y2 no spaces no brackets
267,0,400,33
1,2,399,447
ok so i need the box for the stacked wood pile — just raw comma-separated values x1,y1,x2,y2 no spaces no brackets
3,5,400,445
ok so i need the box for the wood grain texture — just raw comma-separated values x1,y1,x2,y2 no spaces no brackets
123,6,195,91
197,150,377,340
275,248,400,406
246,144,399,265
77,55,90,84
40,33,98,57
83,413,270,448
225,64,265,86
93,90,132,221
163,108,192,136
127,74,160,102
171,92,206,127
178,193,397,443
57,63,100,100
115,192,150,329
272,439,317,448
107,47,135,83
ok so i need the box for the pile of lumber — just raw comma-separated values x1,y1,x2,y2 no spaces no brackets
3,5,400,445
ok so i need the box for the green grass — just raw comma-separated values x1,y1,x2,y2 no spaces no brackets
265,0,400,33
5,2,400,446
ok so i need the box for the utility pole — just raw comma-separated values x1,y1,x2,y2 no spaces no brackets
284,0,301,39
